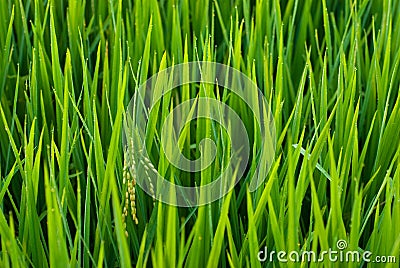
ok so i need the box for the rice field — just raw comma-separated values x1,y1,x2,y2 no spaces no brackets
0,0,399,267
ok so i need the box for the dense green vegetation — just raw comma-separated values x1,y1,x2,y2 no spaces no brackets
0,0,399,267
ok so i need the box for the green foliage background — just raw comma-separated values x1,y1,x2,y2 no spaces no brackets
0,0,399,267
